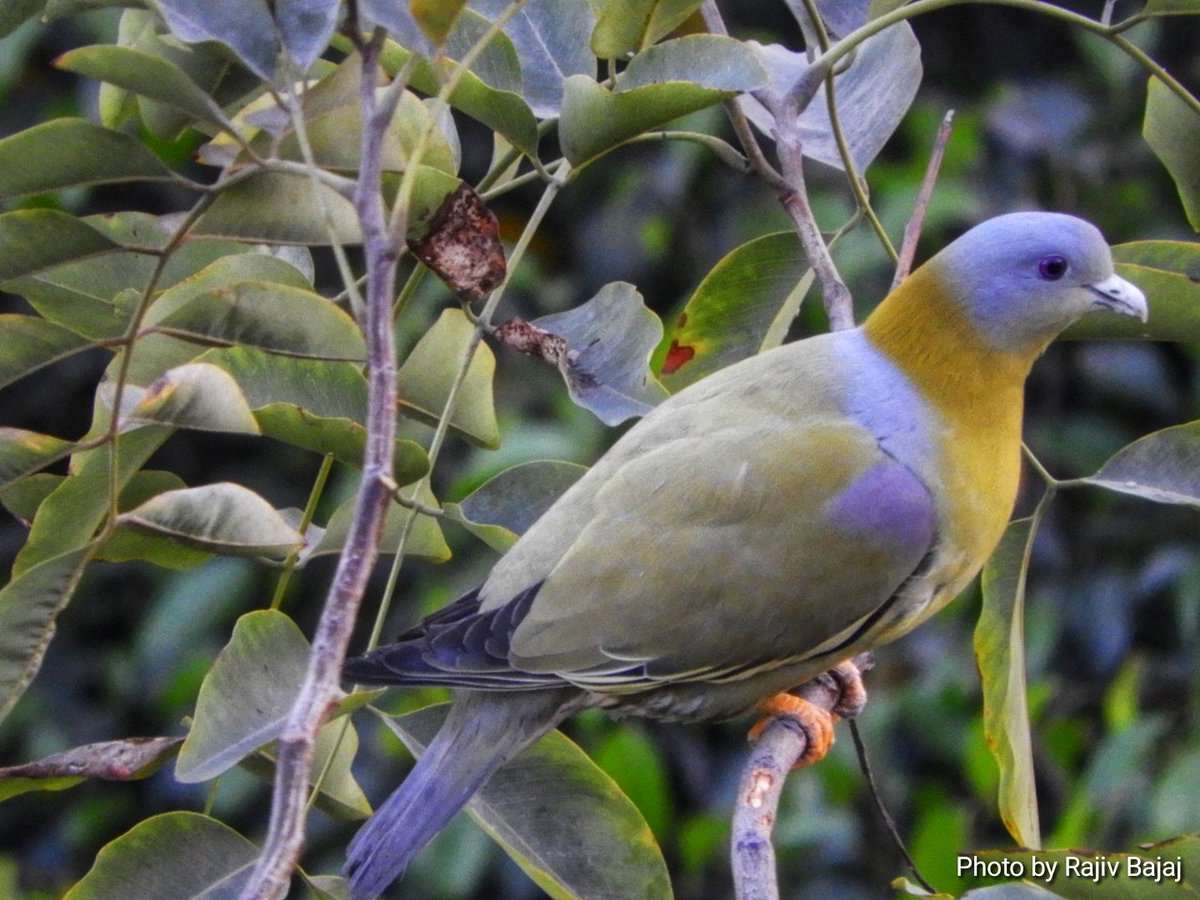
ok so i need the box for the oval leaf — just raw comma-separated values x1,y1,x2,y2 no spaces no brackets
194,171,362,245
527,282,669,425
975,517,1041,848
591,0,704,57
310,481,451,564
445,460,588,551
118,483,303,558
1143,77,1200,230
560,38,767,167
397,309,500,448
1082,421,1200,506
125,363,262,434
176,610,311,782
0,545,96,725
386,704,672,900
277,0,341,71
1066,240,1200,342
0,209,121,282
55,44,226,128
739,23,923,171
0,427,76,489
472,0,596,118
152,282,366,360
657,231,813,390
0,118,173,199
0,314,95,390
155,0,279,80
65,811,259,900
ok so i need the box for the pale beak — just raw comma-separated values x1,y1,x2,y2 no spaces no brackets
1086,273,1148,322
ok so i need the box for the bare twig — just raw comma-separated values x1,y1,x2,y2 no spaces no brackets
240,30,401,900
891,110,954,290
848,720,937,893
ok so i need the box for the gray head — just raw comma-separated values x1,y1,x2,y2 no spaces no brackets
933,212,1147,353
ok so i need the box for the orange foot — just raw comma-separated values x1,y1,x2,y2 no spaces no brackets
748,692,838,769
746,658,870,770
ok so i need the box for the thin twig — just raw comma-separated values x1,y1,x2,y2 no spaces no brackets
848,720,937,894
240,29,400,900
890,109,954,290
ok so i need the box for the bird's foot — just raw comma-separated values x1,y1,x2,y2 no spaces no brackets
748,692,837,768
747,655,872,770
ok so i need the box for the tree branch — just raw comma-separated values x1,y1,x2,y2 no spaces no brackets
239,31,400,900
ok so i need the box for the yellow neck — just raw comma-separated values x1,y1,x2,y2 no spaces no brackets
863,264,1039,575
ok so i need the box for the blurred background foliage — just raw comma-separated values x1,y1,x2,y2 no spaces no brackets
0,2,1198,898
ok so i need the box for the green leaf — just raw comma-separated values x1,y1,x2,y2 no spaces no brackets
975,517,1041,848
0,119,173,199
0,314,95,390
277,0,341,71
0,736,182,802
153,0,279,80
0,210,121,283
1081,421,1200,506
192,346,427,480
55,44,226,128
125,363,261,434
445,460,588,551
0,474,62,525
742,24,922,171
118,483,304,559
149,282,366,360
591,0,704,57
657,231,813,390
559,38,766,168
263,89,458,177
310,481,451,564
0,428,75,489
531,282,669,425
0,0,44,40
379,40,540,159
1143,0,1200,14
98,470,215,569
194,171,362,245
1143,77,1200,230
412,0,468,45
14,425,171,576
0,545,96,725
176,610,312,782
398,309,500,448
473,0,596,118
245,718,372,820
64,812,259,899
1067,241,1200,341
386,704,672,900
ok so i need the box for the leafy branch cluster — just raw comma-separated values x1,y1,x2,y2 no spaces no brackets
0,0,1198,897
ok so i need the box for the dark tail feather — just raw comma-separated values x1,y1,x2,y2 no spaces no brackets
345,690,578,900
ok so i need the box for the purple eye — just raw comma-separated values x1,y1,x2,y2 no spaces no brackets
1038,255,1068,280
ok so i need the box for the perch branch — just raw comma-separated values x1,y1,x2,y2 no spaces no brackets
732,656,871,899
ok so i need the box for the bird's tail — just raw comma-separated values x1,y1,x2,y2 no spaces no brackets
345,689,578,900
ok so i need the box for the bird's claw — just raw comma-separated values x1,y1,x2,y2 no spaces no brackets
747,657,871,770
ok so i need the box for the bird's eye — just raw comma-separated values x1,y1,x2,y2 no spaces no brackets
1038,255,1068,280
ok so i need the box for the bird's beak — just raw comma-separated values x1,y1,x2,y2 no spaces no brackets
1086,273,1148,322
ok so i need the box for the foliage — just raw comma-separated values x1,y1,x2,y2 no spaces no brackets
0,0,1197,898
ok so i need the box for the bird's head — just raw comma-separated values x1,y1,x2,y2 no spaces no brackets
931,211,1148,354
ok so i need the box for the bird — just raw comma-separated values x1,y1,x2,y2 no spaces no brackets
342,211,1147,898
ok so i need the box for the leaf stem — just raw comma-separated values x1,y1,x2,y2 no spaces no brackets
270,454,335,612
